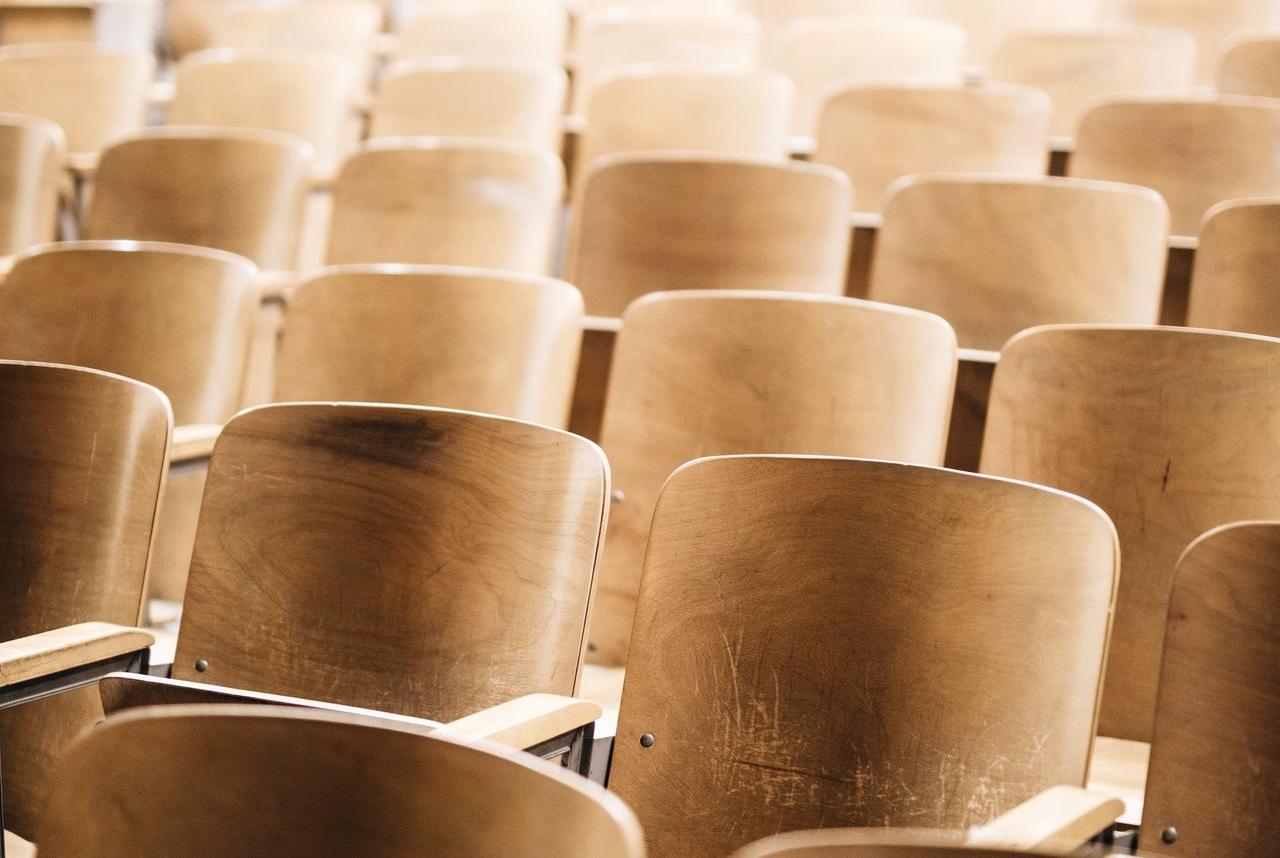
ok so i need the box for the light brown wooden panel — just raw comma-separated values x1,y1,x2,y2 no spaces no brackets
1107,0,1280,85
1220,34,1280,98
1185,199,1280,336
207,0,381,68
396,5,567,65
0,113,60,255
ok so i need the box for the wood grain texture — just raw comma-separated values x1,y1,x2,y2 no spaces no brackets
326,139,563,274
37,705,645,858
813,83,1051,214
0,622,152,686
590,290,957,664
275,265,583,428
173,403,609,722
1220,34,1280,98
1069,96,1280,237
1141,522,1280,858
869,176,1169,351
396,5,567,65
86,128,312,269
610,455,1117,858
1107,0,1280,85
566,154,851,317
980,326,1280,742
0,113,60,256
1186,199,1280,336
0,241,258,425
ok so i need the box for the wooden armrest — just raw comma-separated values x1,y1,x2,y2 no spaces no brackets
147,78,175,106
583,315,621,334
255,269,297,301
308,165,338,192
851,211,883,230
64,151,99,182
788,135,815,158
1168,234,1199,251
0,622,153,688
171,423,221,463
436,693,601,749
4,829,35,858
966,785,1124,852
562,114,587,135
1048,135,1076,154
958,347,1001,365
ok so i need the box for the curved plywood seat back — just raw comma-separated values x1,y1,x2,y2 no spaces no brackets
1107,0,1280,85
0,114,62,256
396,7,567,65
1186,199,1280,337
208,1,381,66
1220,35,1280,98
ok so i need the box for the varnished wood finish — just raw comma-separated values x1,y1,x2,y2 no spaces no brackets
566,154,851,317
327,139,563,274
396,6,567,65
1070,96,1280,237
86,128,312,269
37,705,645,858
769,15,967,135
868,176,1169,350
610,455,1117,858
1186,199,1280,336
275,265,583,428
980,326,1280,742
370,60,566,150
1141,522,1280,858
0,623,152,686
1220,34,1280,98
0,113,61,256
989,29,1196,139
1108,0,1280,85
813,83,1051,214
0,44,151,155
172,404,608,722
208,0,381,66
590,291,957,664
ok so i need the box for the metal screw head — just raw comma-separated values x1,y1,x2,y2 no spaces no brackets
639,732,655,748
1162,827,1178,844
194,659,209,673
611,490,625,506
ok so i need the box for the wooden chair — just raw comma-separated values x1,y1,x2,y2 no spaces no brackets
565,154,851,317
909,0,1105,69
85,128,312,270
579,0,736,12
0,113,61,256
607,454,1117,857
207,0,382,68
1219,33,1280,98
1069,96,1280,238
867,176,1169,350
0,44,152,157
1185,199,1280,337
589,290,957,664
813,83,1051,214
37,705,644,858
769,15,967,136
989,28,1197,140
168,49,359,169
746,0,917,44
1141,521,1280,858
980,325,1280,744
395,5,567,65
274,265,583,428
326,139,563,274
370,60,566,150
1107,0,1280,85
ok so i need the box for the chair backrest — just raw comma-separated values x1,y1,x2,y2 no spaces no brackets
169,49,359,166
0,113,61,256
609,455,1117,858
274,265,583,428
1070,96,1280,237
86,128,312,269
209,0,381,65
980,325,1280,742
396,6,567,65
576,67,792,186
769,15,968,135
37,705,645,858
0,4,94,45
1186,199,1280,337
0,44,152,155
370,60,566,149
171,404,609,721
746,0,917,44
1220,33,1280,98
590,291,957,664
910,0,1104,68
0,241,258,425
989,28,1196,139
1107,0,1280,85
326,139,563,274
1141,521,1280,858
566,154,851,317
867,175,1168,350
813,83,1051,214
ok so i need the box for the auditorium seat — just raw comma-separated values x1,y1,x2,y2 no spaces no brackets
0,113,61,255
1219,33,1280,98
395,5,567,65
1107,0,1280,86
910,0,1104,70
274,266,583,427
867,176,1168,350
207,0,381,70
565,155,851,316
747,0,917,45
1185,199,1280,337
589,291,957,664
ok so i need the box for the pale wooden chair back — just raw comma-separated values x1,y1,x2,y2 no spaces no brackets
1186,199,1280,337
989,28,1197,139
609,455,1117,858
745,0,918,44
1070,96,1280,237
327,139,563,274
1141,521,1280,858
86,128,312,269
589,291,957,664
209,0,382,66
769,15,967,135
171,404,608,721
38,705,645,858
566,154,851,317
910,0,1105,68
1107,0,1280,85
579,0,736,12
0,113,61,255
980,325,1280,742
0,241,258,425
0,44,152,155
868,175,1169,350
1219,33,1280,98
396,6,567,65
370,60,566,149
576,68,792,186
275,266,583,427
169,49,359,167
813,83,1051,214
